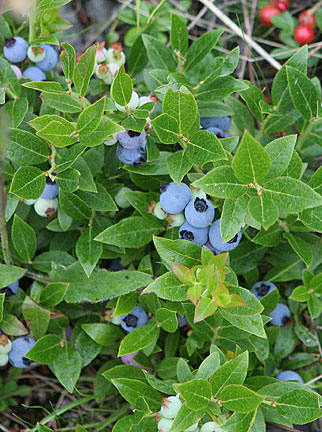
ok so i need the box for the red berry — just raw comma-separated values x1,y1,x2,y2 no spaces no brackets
270,0,289,11
299,10,316,29
294,24,315,45
259,5,280,27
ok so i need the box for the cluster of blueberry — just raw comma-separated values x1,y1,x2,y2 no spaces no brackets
23,176,59,218
94,42,125,85
4,36,59,81
156,182,242,253
251,281,291,326
200,115,231,139
157,395,225,432
0,334,36,368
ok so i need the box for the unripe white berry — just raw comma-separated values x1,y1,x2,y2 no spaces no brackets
115,91,139,112
27,45,46,63
104,133,118,146
115,187,132,209
103,63,119,84
200,422,225,432
167,212,185,227
139,96,152,106
0,334,12,354
160,396,182,419
158,417,174,432
34,197,58,218
105,47,126,66
190,186,207,201
96,45,108,63
23,199,37,205
185,424,199,432
153,202,168,220
0,353,9,366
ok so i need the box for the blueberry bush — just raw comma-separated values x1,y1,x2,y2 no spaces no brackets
1,0,322,431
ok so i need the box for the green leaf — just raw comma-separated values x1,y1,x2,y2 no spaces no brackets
77,184,118,211
187,130,226,166
222,411,257,432
82,323,123,346
175,379,211,411
0,57,20,97
11,215,36,262
286,66,318,120
239,82,265,121
156,308,178,333
76,228,103,277
41,92,82,113
142,34,176,72
53,343,82,392
163,88,199,137
167,150,192,184
73,45,97,97
143,272,188,301
197,352,220,380
26,334,63,364
77,96,105,136
232,131,271,184
170,14,188,55
264,135,297,181
80,117,123,147
118,324,160,356
185,29,223,72
111,65,133,107
10,166,45,199
37,119,78,148
55,168,80,192
59,190,91,220
151,113,179,144
0,293,4,321
197,76,249,101
219,310,266,338
4,97,28,127
230,242,267,274
277,390,322,424
219,384,264,413
169,403,204,432
263,177,322,214
221,197,247,243
194,298,217,323
37,0,71,10
0,314,28,336
22,81,64,93
61,42,76,81
248,195,279,229
192,166,247,199
39,282,69,307
95,217,163,248
283,232,313,267
153,236,201,269
8,128,49,165
209,351,249,396
0,264,25,288
22,296,50,339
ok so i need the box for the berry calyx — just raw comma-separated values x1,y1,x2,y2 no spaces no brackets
294,24,315,45
259,6,280,27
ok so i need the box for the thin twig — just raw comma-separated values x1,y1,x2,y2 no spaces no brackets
198,0,282,70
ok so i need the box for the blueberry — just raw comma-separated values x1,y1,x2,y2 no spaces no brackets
121,306,148,333
40,177,59,200
27,45,46,63
22,66,46,81
34,197,58,218
11,65,22,79
109,258,124,272
268,303,291,326
95,43,108,63
0,279,19,296
3,37,28,63
116,145,145,166
37,44,59,72
204,240,218,254
209,219,242,252
276,370,304,384
0,334,12,354
121,352,152,373
160,182,191,214
201,116,231,131
201,422,226,432
105,45,126,67
207,127,229,139
153,202,168,220
160,395,182,419
117,130,146,150
115,91,139,112
184,423,199,432
167,212,185,227
8,336,36,368
158,417,174,432
115,187,132,209
0,353,9,366
103,63,119,85
251,281,277,299
185,197,215,228
179,221,209,246
177,314,187,327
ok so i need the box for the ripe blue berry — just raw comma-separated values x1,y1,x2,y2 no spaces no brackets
177,314,187,327
276,370,304,384
179,221,209,246
4,37,28,63
8,336,36,368
22,66,46,81
0,279,19,296
160,182,191,214
201,116,231,131
116,144,145,166
121,352,152,373
251,281,277,299
109,258,124,271
40,177,59,200
207,127,229,139
268,303,291,326
37,44,59,72
121,306,148,332
208,219,242,252
117,130,146,149
185,197,215,228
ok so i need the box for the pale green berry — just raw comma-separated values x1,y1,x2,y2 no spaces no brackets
0,334,12,354
158,417,174,432
115,187,132,209
200,422,225,432
27,45,46,63
153,202,167,220
184,423,199,432
0,353,9,366
190,186,207,201
103,63,119,85
24,199,37,205
105,47,126,67
167,212,185,227
34,197,58,218
160,396,182,419
104,133,118,146
115,91,139,112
